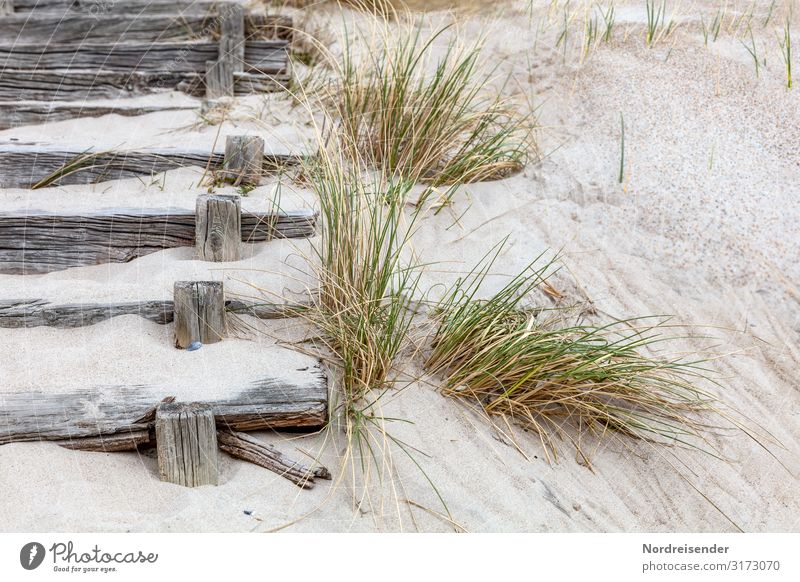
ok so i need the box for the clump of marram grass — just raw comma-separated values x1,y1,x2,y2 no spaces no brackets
304,146,422,427
423,244,724,465
325,21,534,190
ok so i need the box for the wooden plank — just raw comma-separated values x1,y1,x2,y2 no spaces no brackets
0,13,292,43
0,143,303,188
173,281,226,349
156,402,219,487
0,298,305,328
0,70,289,102
0,102,197,130
0,40,286,73
0,370,329,445
0,207,316,274
0,299,173,327
11,0,233,14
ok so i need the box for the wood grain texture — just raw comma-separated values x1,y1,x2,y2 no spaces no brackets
0,143,302,188
196,194,242,262
0,299,173,327
173,281,226,348
0,369,329,445
0,102,196,129
223,135,264,186
0,207,316,274
0,298,307,328
0,70,289,102
217,430,331,489
156,402,219,487
0,13,293,43
0,40,286,73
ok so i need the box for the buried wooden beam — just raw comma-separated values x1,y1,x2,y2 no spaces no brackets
156,402,219,487
0,70,289,102
196,194,242,262
0,298,306,329
0,143,301,188
173,281,226,349
0,207,315,274
0,369,329,446
222,135,265,187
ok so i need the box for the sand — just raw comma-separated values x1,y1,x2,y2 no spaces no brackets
0,0,798,532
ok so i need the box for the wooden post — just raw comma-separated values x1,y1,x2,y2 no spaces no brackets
206,4,244,98
195,194,241,262
223,135,264,187
156,402,219,487
173,281,225,349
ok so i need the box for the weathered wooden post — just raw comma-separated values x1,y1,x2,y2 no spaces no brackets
173,281,225,348
223,135,264,187
196,194,241,261
156,402,219,487
206,4,245,98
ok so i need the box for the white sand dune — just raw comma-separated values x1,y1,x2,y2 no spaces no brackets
0,1,798,532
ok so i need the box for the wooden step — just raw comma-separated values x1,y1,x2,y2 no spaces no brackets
0,367,329,447
0,13,293,43
0,69,288,101
9,0,240,14
0,143,304,188
0,101,198,129
0,40,287,73
0,207,317,273
0,298,303,328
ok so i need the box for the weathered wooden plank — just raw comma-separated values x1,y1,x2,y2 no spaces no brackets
0,70,289,101
173,281,226,349
0,13,292,43
0,299,173,327
0,207,316,274
0,102,196,130
0,143,303,188
11,0,232,14
156,402,219,487
0,370,329,445
217,430,330,488
0,298,305,328
0,40,286,73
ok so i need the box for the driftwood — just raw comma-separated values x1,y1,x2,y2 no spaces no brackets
0,369,329,447
0,207,315,274
0,102,197,130
0,70,289,102
156,402,219,487
0,41,286,74
173,281,226,349
0,298,306,329
0,143,303,188
218,430,331,489
0,13,293,43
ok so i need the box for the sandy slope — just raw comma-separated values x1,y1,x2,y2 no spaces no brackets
0,1,798,532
